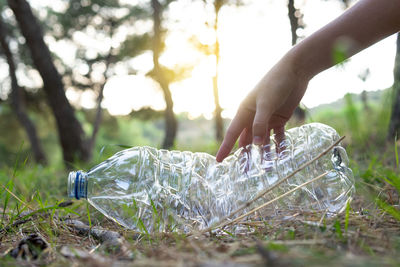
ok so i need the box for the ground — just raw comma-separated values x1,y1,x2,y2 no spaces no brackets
1,191,400,266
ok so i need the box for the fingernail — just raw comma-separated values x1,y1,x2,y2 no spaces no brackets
253,136,263,145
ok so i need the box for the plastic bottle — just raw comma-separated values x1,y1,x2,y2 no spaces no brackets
67,123,354,233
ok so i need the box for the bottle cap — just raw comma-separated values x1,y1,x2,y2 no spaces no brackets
67,171,87,200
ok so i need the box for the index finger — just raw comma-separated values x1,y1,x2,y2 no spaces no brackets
216,106,254,162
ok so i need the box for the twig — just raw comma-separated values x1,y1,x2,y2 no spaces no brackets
213,171,329,230
198,136,344,234
65,219,133,259
264,239,326,246
0,218,32,234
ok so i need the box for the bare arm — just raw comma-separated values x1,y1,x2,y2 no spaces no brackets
216,0,400,162
292,0,400,80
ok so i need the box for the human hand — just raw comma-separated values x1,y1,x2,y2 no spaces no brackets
216,55,309,162
215,0,400,163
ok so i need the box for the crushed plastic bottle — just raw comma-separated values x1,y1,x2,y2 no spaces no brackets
68,122,354,233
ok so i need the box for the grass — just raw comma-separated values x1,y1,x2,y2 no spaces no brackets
1,97,400,266
0,163,399,266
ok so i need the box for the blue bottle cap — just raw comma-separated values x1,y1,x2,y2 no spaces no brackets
67,171,87,200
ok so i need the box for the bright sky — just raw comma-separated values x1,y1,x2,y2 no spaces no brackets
7,0,397,119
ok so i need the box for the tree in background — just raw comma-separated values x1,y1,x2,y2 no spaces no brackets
287,0,306,122
358,68,371,111
7,0,89,165
50,0,189,151
47,0,141,158
150,0,177,149
0,14,47,164
388,33,400,141
210,0,224,143
128,0,195,149
287,0,304,46
192,0,241,143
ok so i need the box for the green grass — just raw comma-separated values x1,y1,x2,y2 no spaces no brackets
395,135,399,167
1,92,400,266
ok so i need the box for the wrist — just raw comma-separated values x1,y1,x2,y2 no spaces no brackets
281,48,313,85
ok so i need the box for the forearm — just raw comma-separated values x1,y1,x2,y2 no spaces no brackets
287,0,400,80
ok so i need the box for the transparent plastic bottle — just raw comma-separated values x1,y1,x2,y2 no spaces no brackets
68,123,354,233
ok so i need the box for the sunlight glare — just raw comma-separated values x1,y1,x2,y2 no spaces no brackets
103,75,165,116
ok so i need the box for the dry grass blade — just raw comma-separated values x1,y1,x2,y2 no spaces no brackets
263,239,327,245
0,182,33,211
215,171,329,230
198,136,345,234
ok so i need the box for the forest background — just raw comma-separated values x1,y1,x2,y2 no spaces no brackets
0,0,400,265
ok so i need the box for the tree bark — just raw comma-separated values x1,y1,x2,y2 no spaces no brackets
0,16,47,164
213,0,224,143
151,0,177,149
287,0,306,122
8,0,89,165
388,33,400,140
288,0,298,46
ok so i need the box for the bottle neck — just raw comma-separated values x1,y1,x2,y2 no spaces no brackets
68,171,88,200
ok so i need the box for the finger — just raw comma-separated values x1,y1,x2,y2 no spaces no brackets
252,103,271,145
238,127,253,148
274,126,285,144
262,128,272,162
274,126,286,153
264,127,271,146
216,107,254,162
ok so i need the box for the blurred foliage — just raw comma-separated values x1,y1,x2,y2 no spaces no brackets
309,89,392,143
332,41,349,66
118,33,152,60
47,0,148,38
0,104,222,168
146,64,194,84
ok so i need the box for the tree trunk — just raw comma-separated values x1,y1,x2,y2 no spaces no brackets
151,0,177,149
388,33,400,140
161,89,177,149
287,0,306,122
87,21,115,158
288,0,298,46
0,16,47,164
8,0,89,165
86,83,104,159
213,0,224,143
